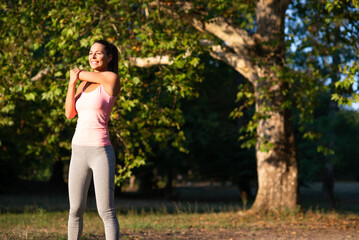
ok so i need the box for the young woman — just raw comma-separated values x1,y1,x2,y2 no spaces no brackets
65,40,121,240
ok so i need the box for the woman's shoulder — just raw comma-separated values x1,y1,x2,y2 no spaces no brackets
102,71,119,82
102,72,120,97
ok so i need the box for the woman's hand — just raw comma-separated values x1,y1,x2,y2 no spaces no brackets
69,68,82,85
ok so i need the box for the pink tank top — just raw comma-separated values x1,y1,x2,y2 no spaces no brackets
72,83,117,146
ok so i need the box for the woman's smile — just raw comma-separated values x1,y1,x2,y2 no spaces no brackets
89,43,111,72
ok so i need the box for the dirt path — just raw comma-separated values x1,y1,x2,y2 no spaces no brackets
100,228,359,240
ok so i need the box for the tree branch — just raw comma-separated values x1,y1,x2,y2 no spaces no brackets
30,67,52,82
129,50,191,68
199,39,255,82
204,17,255,55
129,55,174,68
206,44,255,82
150,1,255,55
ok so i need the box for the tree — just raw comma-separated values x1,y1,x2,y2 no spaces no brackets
135,0,298,212
131,0,359,212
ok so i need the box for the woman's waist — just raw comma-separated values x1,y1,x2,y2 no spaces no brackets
72,131,111,146
75,120,108,129
72,127,110,144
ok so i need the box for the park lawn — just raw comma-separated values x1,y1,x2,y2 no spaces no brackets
1,207,359,240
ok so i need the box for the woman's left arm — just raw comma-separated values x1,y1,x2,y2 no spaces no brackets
78,71,120,96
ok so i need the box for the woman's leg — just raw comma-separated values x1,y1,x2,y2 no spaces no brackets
91,145,119,240
68,145,92,240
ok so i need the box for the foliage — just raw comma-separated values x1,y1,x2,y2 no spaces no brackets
125,54,257,193
287,0,358,124
101,1,204,183
330,110,359,180
1,0,359,190
322,0,359,106
181,55,256,187
0,0,78,186
284,0,359,182
0,0,204,186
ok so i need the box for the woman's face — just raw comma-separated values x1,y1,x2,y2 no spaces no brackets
89,43,112,72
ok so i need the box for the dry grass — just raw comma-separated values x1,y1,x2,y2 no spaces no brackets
1,204,359,239
1,182,359,239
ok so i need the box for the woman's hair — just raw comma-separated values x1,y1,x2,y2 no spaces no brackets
93,40,119,74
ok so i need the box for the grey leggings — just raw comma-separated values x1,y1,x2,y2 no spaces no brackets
68,144,119,240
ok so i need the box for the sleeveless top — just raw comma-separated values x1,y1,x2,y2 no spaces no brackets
72,83,117,146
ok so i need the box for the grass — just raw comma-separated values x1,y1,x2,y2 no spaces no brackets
0,194,243,239
1,199,359,240
1,182,359,239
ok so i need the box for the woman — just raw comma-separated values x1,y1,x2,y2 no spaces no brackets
65,40,121,240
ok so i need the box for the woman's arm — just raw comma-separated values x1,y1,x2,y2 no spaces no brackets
78,71,120,96
65,69,84,119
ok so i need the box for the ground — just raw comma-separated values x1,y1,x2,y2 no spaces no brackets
92,181,359,239
120,229,359,240
1,181,359,239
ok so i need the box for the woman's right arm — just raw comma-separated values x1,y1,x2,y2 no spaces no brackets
65,69,83,119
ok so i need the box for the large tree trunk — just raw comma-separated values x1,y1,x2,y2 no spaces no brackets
252,114,298,212
248,0,299,212
250,77,299,212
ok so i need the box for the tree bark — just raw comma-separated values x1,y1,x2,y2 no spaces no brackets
248,0,299,212
251,75,299,212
